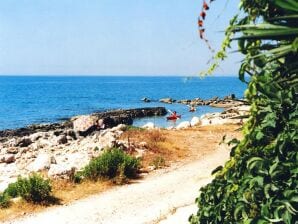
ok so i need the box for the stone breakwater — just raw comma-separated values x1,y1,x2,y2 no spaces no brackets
0,107,167,139
0,107,166,191
144,95,248,108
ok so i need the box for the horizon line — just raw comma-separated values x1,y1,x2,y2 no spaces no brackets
0,74,237,77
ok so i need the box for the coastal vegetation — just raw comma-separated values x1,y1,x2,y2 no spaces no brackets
4,174,52,204
191,0,298,223
75,148,140,183
0,148,140,209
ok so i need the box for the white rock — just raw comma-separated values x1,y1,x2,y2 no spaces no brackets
98,131,116,149
29,132,44,141
1,154,16,163
142,122,155,129
27,153,51,172
110,124,126,132
176,121,191,130
166,126,175,130
0,177,17,192
72,115,99,132
190,117,200,126
65,153,90,170
48,164,75,179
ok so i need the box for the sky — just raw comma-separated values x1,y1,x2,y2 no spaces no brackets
0,0,241,76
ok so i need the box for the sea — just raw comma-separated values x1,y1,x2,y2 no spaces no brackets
0,76,247,130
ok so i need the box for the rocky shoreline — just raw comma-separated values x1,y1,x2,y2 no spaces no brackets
0,104,250,192
0,107,166,191
0,107,167,139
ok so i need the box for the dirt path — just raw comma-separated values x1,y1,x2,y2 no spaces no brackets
4,146,230,224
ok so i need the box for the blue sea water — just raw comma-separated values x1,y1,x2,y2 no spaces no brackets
0,76,247,130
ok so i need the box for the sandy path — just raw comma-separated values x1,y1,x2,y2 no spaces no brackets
4,146,229,224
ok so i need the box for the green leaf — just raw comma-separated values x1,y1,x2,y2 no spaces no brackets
274,0,298,13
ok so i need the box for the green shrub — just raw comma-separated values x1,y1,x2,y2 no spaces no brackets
72,171,84,184
4,182,19,198
81,148,140,180
6,174,52,203
0,193,10,208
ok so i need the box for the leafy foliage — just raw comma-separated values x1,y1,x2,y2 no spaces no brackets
191,0,298,223
79,148,140,180
4,174,52,204
0,193,10,209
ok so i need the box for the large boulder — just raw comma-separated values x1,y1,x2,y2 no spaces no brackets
16,137,32,147
190,117,200,126
27,153,52,172
57,135,68,144
142,122,155,129
48,164,75,179
99,131,117,148
72,115,99,132
1,154,16,163
176,121,191,129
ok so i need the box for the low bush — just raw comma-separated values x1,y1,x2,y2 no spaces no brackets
5,174,52,203
0,193,10,208
80,148,140,181
4,182,18,198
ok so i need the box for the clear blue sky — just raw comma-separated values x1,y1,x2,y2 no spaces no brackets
0,0,240,76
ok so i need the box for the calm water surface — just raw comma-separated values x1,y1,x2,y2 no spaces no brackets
0,76,247,130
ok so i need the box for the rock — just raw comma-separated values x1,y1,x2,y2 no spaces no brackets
0,176,18,192
177,99,191,105
1,154,16,163
142,122,155,129
141,97,151,103
6,147,18,154
66,129,77,139
16,138,32,147
72,115,99,132
50,156,57,164
48,164,76,179
166,126,175,130
99,131,117,148
29,132,43,141
110,124,127,132
57,135,67,144
176,121,191,130
159,98,174,104
190,117,200,126
27,153,51,172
